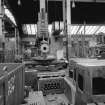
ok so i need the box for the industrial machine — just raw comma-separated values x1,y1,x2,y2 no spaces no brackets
25,3,68,71
25,0,68,97
35,5,49,58
95,33,105,59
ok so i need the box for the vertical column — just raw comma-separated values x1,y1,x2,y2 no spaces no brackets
15,27,17,55
17,29,20,55
40,0,45,11
0,0,4,49
67,0,71,59
83,21,86,57
0,0,5,62
16,28,19,55
67,0,76,104
0,0,2,41
63,0,68,60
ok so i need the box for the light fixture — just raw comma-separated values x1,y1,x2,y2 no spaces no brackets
72,0,75,8
18,0,21,6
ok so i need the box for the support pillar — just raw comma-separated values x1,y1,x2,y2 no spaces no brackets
17,29,20,55
63,0,68,60
40,0,45,11
0,0,4,49
83,21,86,57
67,0,72,59
15,28,17,55
66,0,76,104
0,0,5,63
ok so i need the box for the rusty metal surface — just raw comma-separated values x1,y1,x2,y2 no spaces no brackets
0,63,22,78
70,58,105,67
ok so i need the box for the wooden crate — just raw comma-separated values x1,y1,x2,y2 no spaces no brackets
25,69,38,91
38,77,64,95
70,58,105,104
0,63,25,105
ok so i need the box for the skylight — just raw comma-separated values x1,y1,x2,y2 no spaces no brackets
26,25,32,35
31,24,36,34
70,25,105,35
22,24,52,35
53,22,105,35
4,5,17,26
55,22,59,30
22,22,105,36
22,24,37,35
71,26,79,34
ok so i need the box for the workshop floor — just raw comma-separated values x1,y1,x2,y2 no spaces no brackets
21,91,69,105
44,94,69,105
20,91,105,105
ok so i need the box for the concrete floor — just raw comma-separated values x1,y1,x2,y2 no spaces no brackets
20,91,105,105
44,94,69,105
21,91,69,105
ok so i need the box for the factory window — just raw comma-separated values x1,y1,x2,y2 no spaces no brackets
78,74,83,91
93,77,105,95
4,5,17,26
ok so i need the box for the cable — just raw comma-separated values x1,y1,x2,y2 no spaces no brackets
46,0,49,22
